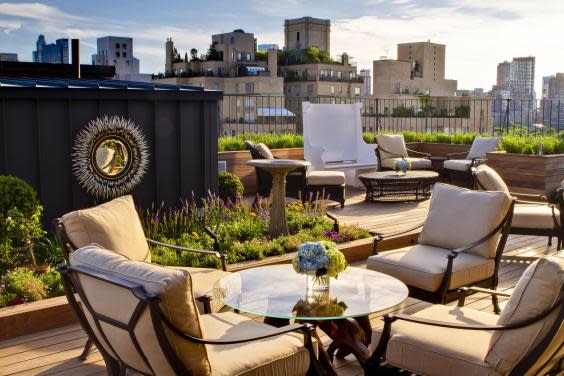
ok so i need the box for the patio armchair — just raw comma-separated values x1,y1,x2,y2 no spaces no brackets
442,136,500,184
58,245,322,376
473,164,563,251
375,134,432,171
245,140,346,207
366,253,564,376
368,183,514,310
53,195,230,359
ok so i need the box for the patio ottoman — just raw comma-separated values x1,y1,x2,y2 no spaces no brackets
306,171,346,208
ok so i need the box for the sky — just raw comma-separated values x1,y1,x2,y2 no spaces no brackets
0,0,562,95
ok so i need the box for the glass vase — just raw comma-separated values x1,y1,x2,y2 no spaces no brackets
307,274,330,292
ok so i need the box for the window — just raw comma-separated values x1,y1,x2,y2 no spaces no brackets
236,99,240,108
115,43,120,49
307,84,314,95
237,52,242,60
246,53,251,61
116,52,120,57
126,60,129,64
213,83,220,91
331,85,335,94
122,43,127,49
232,52,235,59
330,70,334,77
354,87,361,96
244,98,254,108
297,32,300,41
230,36,235,44
337,71,342,79
320,69,329,78
294,85,301,96
123,52,127,58
235,83,239,93
245,83,254,93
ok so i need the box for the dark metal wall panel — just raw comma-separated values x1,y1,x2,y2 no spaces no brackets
0,87,221,225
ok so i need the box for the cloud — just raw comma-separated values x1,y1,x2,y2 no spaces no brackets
0,2,83,21
0,17,20,33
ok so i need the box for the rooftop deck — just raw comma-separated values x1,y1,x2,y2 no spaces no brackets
0,190,558,376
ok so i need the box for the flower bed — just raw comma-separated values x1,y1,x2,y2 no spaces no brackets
141,195,370,268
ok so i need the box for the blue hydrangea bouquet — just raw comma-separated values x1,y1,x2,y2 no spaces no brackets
292,241,347,291
393,157,412,176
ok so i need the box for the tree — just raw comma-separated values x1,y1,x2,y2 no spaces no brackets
184,52,188,62
190,48,199,62
206,42,221,61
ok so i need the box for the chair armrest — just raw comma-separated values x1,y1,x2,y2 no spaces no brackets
446,151,468,159
326,212,339,232
390,313,506,331
372,222,425,255
511,192,548,202
406,148,431,158
470,156,487,167
458,286,512,298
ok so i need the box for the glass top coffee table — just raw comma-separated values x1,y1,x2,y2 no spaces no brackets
358,170,439,202
213,264,408,373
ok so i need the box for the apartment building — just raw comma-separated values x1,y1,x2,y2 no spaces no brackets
32,35,69,64
372,41,457,97
0,53,18,62
92,36,142,79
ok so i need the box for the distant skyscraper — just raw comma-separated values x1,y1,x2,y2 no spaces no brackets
359,68,371,96
0,53,18,62
496,61,510,89
509,57,535,99
92,36,140,77
258,44,279,51
542,76,551,100
32,35,69,64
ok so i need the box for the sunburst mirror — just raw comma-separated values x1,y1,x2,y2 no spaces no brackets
72,116,149,200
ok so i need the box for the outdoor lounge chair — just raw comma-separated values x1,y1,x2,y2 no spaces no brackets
58,245,322,376
368,183,514,310
442,136,500,185
473,164,563,251
53,195,230,359
375,134,432,171
245,140,346,207
366,253,564,376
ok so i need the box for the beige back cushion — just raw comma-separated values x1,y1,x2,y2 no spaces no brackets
467,137,500,160
62,195,151,262
255,143,274,159
475,165,510,194
376,134,408,160
418,183,512,258
486,253,564,374
70,245,212,376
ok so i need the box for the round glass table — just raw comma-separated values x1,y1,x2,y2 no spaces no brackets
213,264,408,372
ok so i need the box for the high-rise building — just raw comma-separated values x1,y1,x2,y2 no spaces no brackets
32,35,69,64
496,61,511,89
539,73,564,129
284,17,330,53
359,69,371,96
547,73,564,100
0,53,18,62
258,44,280,51
509,57,535,99
372,41,457,97
92,36,140,78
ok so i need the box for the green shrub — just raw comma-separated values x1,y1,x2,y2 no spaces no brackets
33,237,65,267
1,267,47,305
0,176,39,218
500,135,564,155
218,172,244,202
218,133,303,151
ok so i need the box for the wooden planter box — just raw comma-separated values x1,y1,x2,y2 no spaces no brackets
486,151,564,195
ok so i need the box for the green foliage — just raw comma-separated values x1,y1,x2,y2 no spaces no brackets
218,133,303,151
255,50,268,61
454,105,470,118
0,176,39,218
500,135,564,155
218,172,244,202
33,236,65,267
1,268,47,306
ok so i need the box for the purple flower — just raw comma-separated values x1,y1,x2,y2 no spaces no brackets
153,214,160,223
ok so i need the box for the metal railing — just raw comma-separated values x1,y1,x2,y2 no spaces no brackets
218,95,564,136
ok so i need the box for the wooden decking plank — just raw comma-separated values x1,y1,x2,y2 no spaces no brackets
0,329,85,358
0,325,82,350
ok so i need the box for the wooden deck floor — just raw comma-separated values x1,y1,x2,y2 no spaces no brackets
0,190,559,376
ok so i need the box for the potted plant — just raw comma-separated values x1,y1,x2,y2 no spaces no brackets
292,241,347,291
0,176,47,274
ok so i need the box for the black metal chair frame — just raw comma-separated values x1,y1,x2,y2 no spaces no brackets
441,150,487,187
365,285,564,375
371,200,515,312
53,218,228,360
244,140,345,208
375,145,432,172
473,172,563,251
58,263,325,376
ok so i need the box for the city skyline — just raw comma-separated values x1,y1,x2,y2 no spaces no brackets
0,0,562,96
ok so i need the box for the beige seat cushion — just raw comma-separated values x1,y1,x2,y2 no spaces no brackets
376,134,408,160
444,158,473,172
486,253,564,375
173,266,230,313
255,143,274,159
467,137,500,160
418,183,512,258
380,157,432,170
62,195,151,262
475,165,510,194
512,204,560,229
70,245,211,376
306,170,345,186
202,311,310,376
367,244,495,292
371,305,498,376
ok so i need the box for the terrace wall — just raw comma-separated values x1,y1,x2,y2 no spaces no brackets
0,87,221,224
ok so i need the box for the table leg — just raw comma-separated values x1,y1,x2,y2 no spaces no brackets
317,317,371,365
269,171,289,237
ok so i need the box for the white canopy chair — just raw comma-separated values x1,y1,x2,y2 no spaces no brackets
302,102,378,186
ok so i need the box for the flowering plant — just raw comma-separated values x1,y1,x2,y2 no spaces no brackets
393,157,411,174
292,241,347,278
